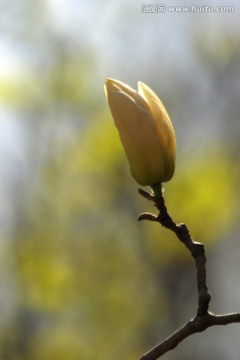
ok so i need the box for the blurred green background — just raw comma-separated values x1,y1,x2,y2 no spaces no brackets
0,1,240,359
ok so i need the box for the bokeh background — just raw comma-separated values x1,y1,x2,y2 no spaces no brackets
0,0,240,359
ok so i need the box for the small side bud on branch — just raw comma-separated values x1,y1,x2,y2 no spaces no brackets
138,212,158,222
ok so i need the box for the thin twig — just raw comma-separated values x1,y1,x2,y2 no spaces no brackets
138,184,240,360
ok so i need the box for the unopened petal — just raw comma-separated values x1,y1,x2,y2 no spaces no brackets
106,78,150,114
106,88,167,185
138,81,176,180
105,78,177,185
138,82,175,143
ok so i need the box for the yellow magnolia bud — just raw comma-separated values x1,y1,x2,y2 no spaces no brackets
104,78,176,186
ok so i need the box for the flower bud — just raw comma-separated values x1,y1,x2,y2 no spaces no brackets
104,78,176,186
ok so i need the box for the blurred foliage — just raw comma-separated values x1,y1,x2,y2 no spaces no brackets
4,114,237,360
195,29,240,71
0,54,97,112
1,1,240,360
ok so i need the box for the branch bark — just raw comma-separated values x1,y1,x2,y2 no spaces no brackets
138,184,240,360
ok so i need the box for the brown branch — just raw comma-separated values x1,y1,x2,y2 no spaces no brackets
139,312,240,360
138,183,240,360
